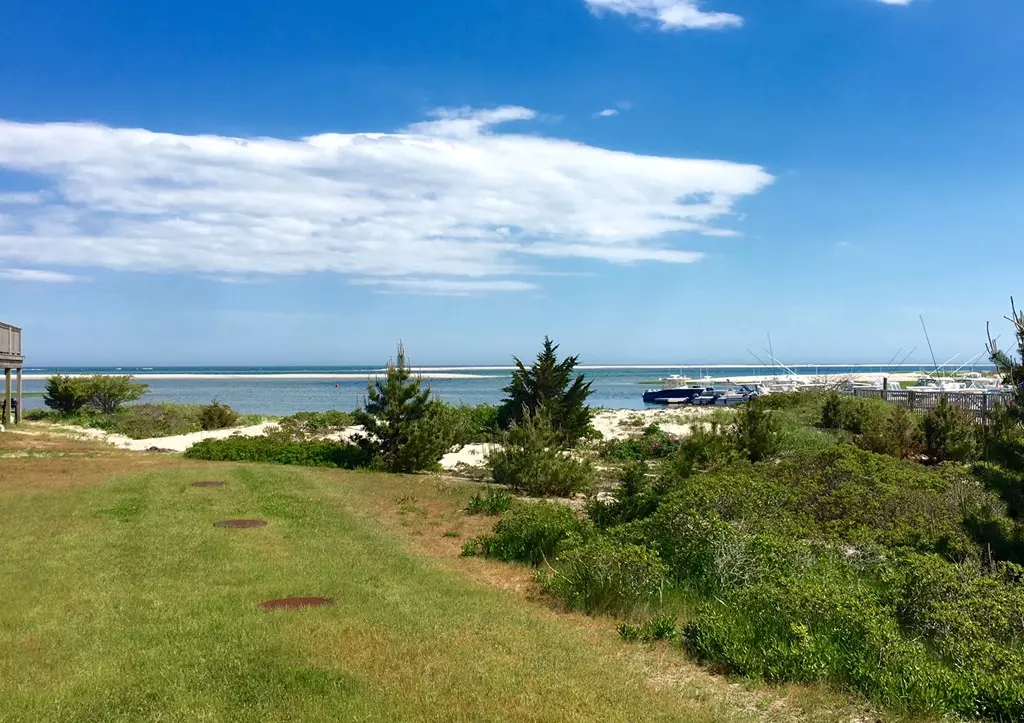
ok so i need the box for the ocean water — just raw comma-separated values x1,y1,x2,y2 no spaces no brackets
17,364,988,416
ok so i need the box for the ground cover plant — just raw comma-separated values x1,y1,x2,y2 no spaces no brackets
27,401,260,439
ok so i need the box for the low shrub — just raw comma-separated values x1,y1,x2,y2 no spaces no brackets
682,566,965,714
857,405,923,460
273,410,355,440
660,422,739,483
184,435,371,468
27,402,258,439
731,401,782,462
618,614,677,643
586,462,659,529
466,488,514,516
439,403,502,445
820,392,890,435
487,410,593,497
199,400,239,430
924,396,981,463
541,536,667,615
465,501,589,565
650,446,992,558
599,424,680,462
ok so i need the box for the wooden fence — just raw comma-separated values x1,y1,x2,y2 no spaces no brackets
0,321,23,365
847,388,1014,421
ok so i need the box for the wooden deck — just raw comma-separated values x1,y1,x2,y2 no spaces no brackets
2,321,24,425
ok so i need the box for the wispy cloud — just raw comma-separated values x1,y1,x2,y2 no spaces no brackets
0,268,79,283
875,0,913,5
0,108,772,294
583,0,742,31
595,108,619,118
354,278,538,296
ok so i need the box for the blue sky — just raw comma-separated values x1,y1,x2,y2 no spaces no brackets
0,0,1021,366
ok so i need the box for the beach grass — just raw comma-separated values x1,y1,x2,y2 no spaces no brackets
0,437,874,723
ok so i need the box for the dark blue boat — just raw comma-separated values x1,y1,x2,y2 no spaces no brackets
642,380,711,405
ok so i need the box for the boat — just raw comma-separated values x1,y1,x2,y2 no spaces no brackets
642,375,709,404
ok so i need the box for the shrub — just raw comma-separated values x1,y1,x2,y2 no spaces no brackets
923,396,980,463
199,400,239,430
660,422,738,484
439,403,501,446
618,614,677,643
184,435,371,468
82,375,149,414
541,537,667,616
273,410,355,440
682,566,966,714
986,403,1024,472
649,446,990,558
487,409,593,497
466,488,514,516
586,462,659,529
820,392,890,436
731,401,782,463
353,343,454,473
599,424,680,463
466,501,589,565
498,336,594,445
43,374,91,414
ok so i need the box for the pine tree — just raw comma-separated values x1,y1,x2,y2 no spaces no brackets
498,336,594,444
988,297,1024,421
353,343,451,473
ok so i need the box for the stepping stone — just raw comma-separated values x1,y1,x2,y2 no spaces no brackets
261,597,334,611
213,519,267,528
192,481,225,488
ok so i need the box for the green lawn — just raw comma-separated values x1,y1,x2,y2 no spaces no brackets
0,460,838,723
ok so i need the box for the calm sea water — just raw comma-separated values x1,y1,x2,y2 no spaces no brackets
19,364,990,416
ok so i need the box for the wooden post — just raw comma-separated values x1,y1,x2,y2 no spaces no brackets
3,367,10,426
15,367,22,424
907,390,916,413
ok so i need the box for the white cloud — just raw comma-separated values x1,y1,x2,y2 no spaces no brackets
354,278,539,296
875,0,913,4
0,107,772,293
583,0,743,31
0,268,79,283
595,109,620,117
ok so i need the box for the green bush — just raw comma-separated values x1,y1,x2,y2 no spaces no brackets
439,403,501,445
466,501,589,565
660,422,738,483
541,537,667,616
731,401,782,462
820,392,890,436
599,424,680,463
184,435,371,468
986,403,1024,472
43,374,91,414
83,375,149,413
586,462,659,529
651,446,990,557
199,400,239,430
273,410,355,440
682,566,966,714
466,488,514,516
923,396,981,463
487,409,594,497
857,405,923,459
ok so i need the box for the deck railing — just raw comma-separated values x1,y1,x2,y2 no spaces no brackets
847,387,1014,421
0,322,22,360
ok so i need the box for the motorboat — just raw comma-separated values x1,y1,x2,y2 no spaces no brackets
642,375,710,404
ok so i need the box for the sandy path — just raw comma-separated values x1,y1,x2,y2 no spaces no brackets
50,421,277,452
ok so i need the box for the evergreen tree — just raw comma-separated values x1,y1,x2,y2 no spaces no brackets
498,336,594,444
988,297,1024,422
353,343,452,473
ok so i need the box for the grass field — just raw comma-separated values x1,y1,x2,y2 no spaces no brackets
0,427,886,722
